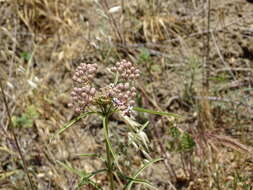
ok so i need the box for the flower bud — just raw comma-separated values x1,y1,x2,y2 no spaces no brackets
84,86,90,93
118,66,123,72
111,67,117,72
75,108,81,113
129,100,135,105
87,74,94,80
77,78,83,83
131,92,137,97
90,87,96,96
135,69,140,74
72,76,78,81
124,83,130,89
88,96,93,102
81,92,87,98
123,94,128,100
116,62,121,67
129,74,135,79
126,62,132,68
118,93,123,98
117,83,124,89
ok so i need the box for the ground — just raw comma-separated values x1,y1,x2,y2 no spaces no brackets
0,0,253,189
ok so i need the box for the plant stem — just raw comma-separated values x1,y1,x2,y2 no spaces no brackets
103,115,115,190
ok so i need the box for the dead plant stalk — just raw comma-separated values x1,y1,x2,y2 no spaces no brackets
0,79,35,190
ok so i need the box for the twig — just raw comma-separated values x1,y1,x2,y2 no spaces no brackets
101,0,124,44
193,95,253,111
211,32,236,81
0,79,35,190
216,68,253,73
203,0,211,89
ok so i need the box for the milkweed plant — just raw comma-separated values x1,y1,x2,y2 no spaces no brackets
52,60,178,190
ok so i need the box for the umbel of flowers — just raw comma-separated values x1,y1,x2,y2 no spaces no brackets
68,60,140,116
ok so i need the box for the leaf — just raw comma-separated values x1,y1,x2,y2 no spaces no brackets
57,160,85,177
133,107,180,118
140,121,149,131
127,178,159,190
77,153,98,157
78,178,104,190
20,52,31,61
124,158,162,190
57,161,106,190
57,160,106,179
139,48,151,62
180,132,196,151
50,111,96,142
12,105,39,128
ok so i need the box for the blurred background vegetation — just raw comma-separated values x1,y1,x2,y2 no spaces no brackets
0,0,253,189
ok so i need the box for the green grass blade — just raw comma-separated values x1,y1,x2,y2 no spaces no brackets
133,107,180,118
50,111,96,142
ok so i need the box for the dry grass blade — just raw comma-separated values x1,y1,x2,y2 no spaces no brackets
207,133,252,154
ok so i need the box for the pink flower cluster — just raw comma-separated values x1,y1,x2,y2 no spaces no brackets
110,59,140,80
69,60,139,115
69,63,98,113
108,60,140,114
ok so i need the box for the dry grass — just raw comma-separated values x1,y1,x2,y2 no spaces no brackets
1,0,253,189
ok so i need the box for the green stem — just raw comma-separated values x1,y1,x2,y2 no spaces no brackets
103,115,115,190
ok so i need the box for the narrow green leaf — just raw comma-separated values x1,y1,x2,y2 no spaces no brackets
77,171,106,190
56,160,85,177
118,172,158,190
50,111,96,142
127,178,159,190
125,158,162,190
77,153,98,157
133,107,180,118
140,121,149,131
58,162,106,179
132,158,162,180
85,169,107,179
78,178,104,190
